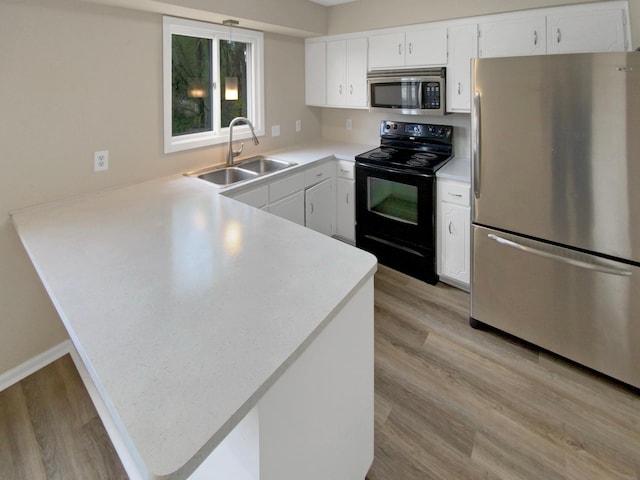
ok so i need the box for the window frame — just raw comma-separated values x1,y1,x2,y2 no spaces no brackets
163,16,265,154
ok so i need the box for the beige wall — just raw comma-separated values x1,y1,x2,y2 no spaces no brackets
0,0,318,375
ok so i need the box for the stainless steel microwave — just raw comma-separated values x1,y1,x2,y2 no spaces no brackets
368,68,447,115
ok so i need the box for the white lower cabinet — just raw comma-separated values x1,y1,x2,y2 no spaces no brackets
225,160,346,240
268,191,305,226
305,178,335,237
438,178,470,289
335,160,355,243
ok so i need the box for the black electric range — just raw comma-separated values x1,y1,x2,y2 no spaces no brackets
354,120,454,284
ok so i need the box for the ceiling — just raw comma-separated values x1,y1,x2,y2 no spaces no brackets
308,0,356,6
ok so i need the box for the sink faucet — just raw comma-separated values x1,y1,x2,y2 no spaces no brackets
227,117,260,166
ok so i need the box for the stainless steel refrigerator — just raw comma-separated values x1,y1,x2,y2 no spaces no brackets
470,52,640,389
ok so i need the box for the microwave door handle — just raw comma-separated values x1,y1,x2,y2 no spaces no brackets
472,90,481,199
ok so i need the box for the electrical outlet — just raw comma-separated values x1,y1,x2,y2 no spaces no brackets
346,119,352,130
94,150,109,172
295,120,301,132
271,125,280,137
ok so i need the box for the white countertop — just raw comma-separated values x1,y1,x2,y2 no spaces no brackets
11,141,377,479
437,156,471,183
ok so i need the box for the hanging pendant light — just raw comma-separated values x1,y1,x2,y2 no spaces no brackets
223,19,240,101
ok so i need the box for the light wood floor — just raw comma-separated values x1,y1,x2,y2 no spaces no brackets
1,265,639,479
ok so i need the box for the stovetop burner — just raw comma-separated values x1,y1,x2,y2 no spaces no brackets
355,120,454,174
367,148,397,160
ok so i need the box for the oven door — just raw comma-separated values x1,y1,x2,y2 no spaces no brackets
355,161,437,283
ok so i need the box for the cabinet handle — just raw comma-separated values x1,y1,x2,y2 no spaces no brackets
408,42,413,54
339,84,343,95
533,30,538,45
340,168,349,174
398,43,402,55
316,172,323,178
349,85,353,95
448,192,463,198
457,82,461,95
310,202,314,214
346,193,349,204
556,28,561,44
448,221,453,234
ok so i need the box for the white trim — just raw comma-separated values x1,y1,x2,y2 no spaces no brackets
163,16,265,154
0,340,72,393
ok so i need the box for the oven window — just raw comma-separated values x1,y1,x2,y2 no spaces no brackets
368,177,418,224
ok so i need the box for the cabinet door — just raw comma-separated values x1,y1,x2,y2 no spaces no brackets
269,191,305,226
547,7,628,54
305,41,326,106
326,40,347,106
368,31,405,69
336,177,355,243
305,178,335,237
447,23,478,113
441,203,470,284
405,27,448,66
479,16,546,58
345,38,368,108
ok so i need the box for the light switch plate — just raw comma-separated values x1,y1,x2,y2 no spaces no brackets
271,125,280,137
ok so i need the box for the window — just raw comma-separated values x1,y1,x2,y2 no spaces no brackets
163,17,264,153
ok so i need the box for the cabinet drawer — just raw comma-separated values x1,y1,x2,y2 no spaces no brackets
269,172,305,203
439,180,470,207
231,185,269,209
336,160,354,180
305,162,334,187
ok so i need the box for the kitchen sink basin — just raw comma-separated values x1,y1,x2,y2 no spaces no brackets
237,156,297,174
197,167,258,186
189,156,297,187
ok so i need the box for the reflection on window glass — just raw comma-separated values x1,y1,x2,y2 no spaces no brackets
220,40,248,127
172,35,212,136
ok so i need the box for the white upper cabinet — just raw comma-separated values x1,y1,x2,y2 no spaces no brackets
546,5,629,54
326,38,368,108
305,1,630,111
478,15,546,58
305,41,326,106
369,26,447,69
447,23,478,113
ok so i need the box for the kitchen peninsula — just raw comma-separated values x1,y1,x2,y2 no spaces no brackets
10,157,377,479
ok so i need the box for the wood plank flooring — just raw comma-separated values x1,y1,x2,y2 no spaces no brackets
1,265,639,479
370,265,640,480
0,354,127,480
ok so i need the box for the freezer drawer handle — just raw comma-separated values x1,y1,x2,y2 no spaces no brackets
487,234,632,277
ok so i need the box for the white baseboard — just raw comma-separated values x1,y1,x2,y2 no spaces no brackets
0,340,72,392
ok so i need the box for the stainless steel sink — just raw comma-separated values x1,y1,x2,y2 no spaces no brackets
237,156,296,174
189,156,297,187
197,167,258,186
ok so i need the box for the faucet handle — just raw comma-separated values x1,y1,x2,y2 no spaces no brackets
233,142,245,157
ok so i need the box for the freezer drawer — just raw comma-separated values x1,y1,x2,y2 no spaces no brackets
471,225,640,388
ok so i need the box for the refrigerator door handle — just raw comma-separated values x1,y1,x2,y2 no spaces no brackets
472,91,481,199
487,234,633,277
